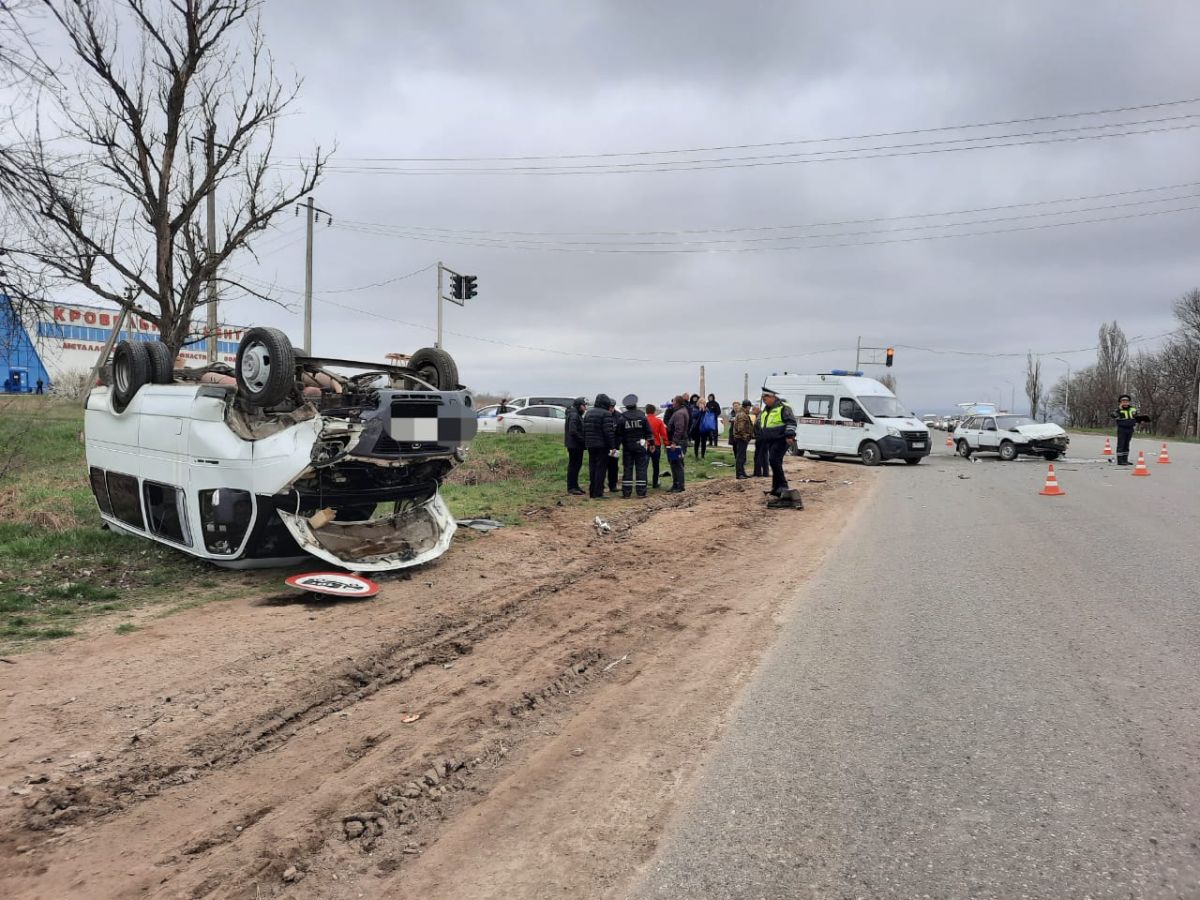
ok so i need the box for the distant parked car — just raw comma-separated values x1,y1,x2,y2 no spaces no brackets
953,414,1069,461
494,404,568,435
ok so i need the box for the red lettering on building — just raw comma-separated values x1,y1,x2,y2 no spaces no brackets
99,313,111,327
84,311,96,324
53,307,66,322
69,309,81,322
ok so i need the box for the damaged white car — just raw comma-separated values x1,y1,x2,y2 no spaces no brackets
84,327,476,572
953,412,1069,461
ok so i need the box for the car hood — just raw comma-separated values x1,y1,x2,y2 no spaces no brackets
877,417,927,430
1012,423,1067,439
279,494,456,572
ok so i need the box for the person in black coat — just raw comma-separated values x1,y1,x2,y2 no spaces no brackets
564,397,587,494
606,399,621,492
615,394,652,498
583,393,617,498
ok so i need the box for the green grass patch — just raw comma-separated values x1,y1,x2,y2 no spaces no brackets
443,432,734,522
114,622,138,635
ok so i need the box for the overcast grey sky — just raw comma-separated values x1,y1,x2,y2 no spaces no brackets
220,1,1199,410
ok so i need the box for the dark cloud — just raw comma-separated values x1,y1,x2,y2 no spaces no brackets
222,0,1200,411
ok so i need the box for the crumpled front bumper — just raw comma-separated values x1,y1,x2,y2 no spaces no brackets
278,493,457,572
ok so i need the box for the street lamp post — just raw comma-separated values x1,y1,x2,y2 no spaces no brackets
1052,357,1071,427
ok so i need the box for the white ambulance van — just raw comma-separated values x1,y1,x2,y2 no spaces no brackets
761,371,931,466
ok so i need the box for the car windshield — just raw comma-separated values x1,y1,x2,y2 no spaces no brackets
859,396,910,418
997,415,1035,428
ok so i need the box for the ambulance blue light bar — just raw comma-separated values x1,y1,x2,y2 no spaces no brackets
826,370,864,377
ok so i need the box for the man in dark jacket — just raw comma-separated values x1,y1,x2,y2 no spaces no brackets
606,398,621,492
666,394,691,492
583,393,617,498
564,397,587,494
731,401,755,479
758,388,797,495
615,394,652,498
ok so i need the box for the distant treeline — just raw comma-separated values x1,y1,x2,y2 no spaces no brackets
1045,290,1200,437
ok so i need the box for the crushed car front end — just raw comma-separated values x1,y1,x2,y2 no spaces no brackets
270,387,477,572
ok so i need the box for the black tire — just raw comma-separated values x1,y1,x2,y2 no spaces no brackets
816,453,837,461
1044,451,1061,461
859,440,881,466
409,347,459,391
111,341,151,412
506,425,526,434
905,458,922,465
956,440,973,458
145,340,175,384
999,440,1018,462
236,327,295,406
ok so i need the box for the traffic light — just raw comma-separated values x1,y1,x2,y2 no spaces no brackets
449,274,465,300
885,347,895,367
463,275,478,299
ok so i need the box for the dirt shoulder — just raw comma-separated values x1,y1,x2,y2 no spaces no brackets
0,457,877,899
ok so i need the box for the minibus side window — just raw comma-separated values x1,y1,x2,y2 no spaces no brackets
143,481,190,546
839,398,867,422
199,488,253,555
106,472,145,530
89,467,113,515
803,395,833,418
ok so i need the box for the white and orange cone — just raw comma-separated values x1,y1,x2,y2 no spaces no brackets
1157,442,1171,464
1039,463,1065,496
1131,450,1151,476
1102,437,1114,458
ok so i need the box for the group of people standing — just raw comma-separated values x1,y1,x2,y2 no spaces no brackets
564,387,799,500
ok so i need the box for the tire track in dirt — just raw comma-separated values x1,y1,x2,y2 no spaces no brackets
0,461,874,899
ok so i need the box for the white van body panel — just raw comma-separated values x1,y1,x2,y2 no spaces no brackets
761,374,931,463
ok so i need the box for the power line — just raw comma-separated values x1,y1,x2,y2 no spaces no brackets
228,261,435,296
311,117,1200,176
335,179,1200,238
331,202,1200,254
322,96,1200,163
334,191,1200,249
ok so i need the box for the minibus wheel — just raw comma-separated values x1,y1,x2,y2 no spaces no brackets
409,347,459,390
859,440,882,466
112,340,151,412
146,340,175,384
236,327,296,406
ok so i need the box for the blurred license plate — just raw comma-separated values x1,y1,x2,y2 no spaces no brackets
913,442,926,449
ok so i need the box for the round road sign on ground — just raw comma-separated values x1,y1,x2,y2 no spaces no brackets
285,571,380,598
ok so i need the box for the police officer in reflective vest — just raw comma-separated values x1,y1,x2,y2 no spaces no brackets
1110,393,1146,465
758,388,797,495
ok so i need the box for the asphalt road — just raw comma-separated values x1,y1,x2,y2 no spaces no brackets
632,432,1200,900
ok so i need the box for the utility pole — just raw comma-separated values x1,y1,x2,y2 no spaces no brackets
436,260,444,349
699,365,706,399
205,125,218,363
743,372,749,402
855,335,861,371
296,196,332,354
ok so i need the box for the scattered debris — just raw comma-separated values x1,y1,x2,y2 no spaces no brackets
457,518,505,532
282,865,300,883
593,516,612,536
401,713,422,724
766,488,804,510
795,478,827,484
571,748,585,757
602,654,629,673
709,461,732,468
957,474,971,479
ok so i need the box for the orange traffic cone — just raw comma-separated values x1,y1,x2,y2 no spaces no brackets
1131,450,1151,476
1039,463,1065,496
1102,437,1113,457
1157,442,1171,464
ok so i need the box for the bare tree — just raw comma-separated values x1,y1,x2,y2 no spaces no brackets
1024,352,1043,419
1,0,326,355
878,372,897,393
1095,321,1129,401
